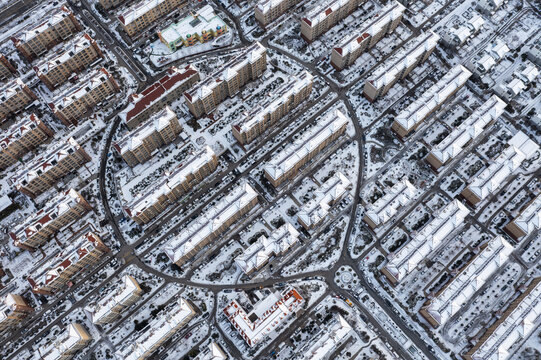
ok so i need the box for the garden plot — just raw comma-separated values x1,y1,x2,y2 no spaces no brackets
402,204,430,233
440,171,466,198
475,128,514,160
477,174,531,223
455,152,486,180
423,121,451,148
381,226,407,253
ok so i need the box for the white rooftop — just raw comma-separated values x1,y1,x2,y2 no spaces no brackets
302,0,353,27
512,195,541,236
364,179,416,227
159,5,226,44
90,275,141,324
303,315,353,360
50,68,112,111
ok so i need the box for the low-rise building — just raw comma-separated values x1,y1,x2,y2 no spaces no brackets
391,65,471,138
477,0,505,14
118,0,185,37
504,195,541,241
0,78,38,121
0,54,16,80
420,236,513,327
125,146,218,225
363,179,416,230
300,0,362,42
28,229,110,295
194,342,227,360
235,223,300,275
184,42,267,118
11,137,91,198
516,61,539,84
442,14,484,48
0,114,54,170
224,287,304,347
255,0,302,27
301,315,353,360
99,0,127,10
9,189,92,250
363,31,440,102
426,95,507,170
115,298,195,360
264,109,348,187
49,68,120,126
471,40,509,76
39,323,92,360
460,131,539,206
297,172,351,230
232,71,313,145
382,200,470,285
0,294,34,330
526,38,541,66
33,33,104,90
120,65,199,129
331,1,405,71
164,183,258,265
114,106,182,167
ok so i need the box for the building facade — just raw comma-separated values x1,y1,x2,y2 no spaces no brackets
118,0,186,37
89,275,143,324
255,0,302,27
39,323,92,360
300,0,362,42
0,294,34,330
504,195,541,240
0,78,38,121
99,0,127,10
0,54,16,80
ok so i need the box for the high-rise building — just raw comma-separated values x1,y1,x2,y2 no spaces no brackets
88,275,143,324
118,0,186,37
300,0,363,42
0,78,38,121
255,0,302,27
0,54,17,80
0,294,34,330
39,323,92,360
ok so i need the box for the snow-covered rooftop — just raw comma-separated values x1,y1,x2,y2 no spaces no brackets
119,0,171,26
364,179,416,227
302,0,353,27
0,78,28,103
303,315,353,360
0,113,43,151
89,275,141,324
12,5,74,44
511,195,541,236
0,294,30,324
194,342,227,360
159,5,226,44
40,323,91,360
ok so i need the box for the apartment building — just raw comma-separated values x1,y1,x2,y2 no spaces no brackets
302,315,353,360
0,54,16,80
363,31,440,102
0,294,34,330
420,236,513,327
460,132,539,206
11,5,82,61
255,0,302,27
99,0,127,10
118,0,185,37
0,78,38,121
34,33,104,90
184,42,267,118
115,298,195,360
114,106,182,167
12,137,91,198
464,277,541,360
363,179,416,230
297,172,351,231
331,1,405,71
125,146,218,225
504,195,541,240
224,287,304,347
89,275,143,325
28,229,110,295
120,65,198,129
235,223,300,275
264,109,348,187
49,68,120,126
0,114,54,170
442,14,484,49
164,182,258,265
382,200,470,285
39,323,92,360
300,0,362,42
391,65,471,138
232,71,313,145
426,95,506,170
194,343,227,360
9,189,92,250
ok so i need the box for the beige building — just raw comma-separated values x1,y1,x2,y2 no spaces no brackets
0,114,54,170
504,195,541,241
232,71,313,145
125,146,218,225
12,137,91,198
331,1,404,70
9,189,92,250
28,229,110,295
39,323,92,360
49,68,120,126
114,106,182,167
300,0,362,42
34,33,104,90
0,294,34,330
184,42,267,118
120,65,199,129
0,54,16,80
99,0,127,9
363,31,439,102
264,109,348,187
118,0,185,37
11,5,82,61
0,78,38,121
254,0,302,27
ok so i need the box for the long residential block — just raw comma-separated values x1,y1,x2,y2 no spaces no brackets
0,54,16,80
302,315,353,360
39,323,92,360
504,195,541,241
99,0,127,10
255,0,302,27
0,294,34,330
300,0,363,42
118,0,185,37
0,78,38,121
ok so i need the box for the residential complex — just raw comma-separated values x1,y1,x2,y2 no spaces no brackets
382,200,470,285
0,54,16,80
33,33,104,90
0,294,34,330
114,106,182,167
255,0,301,27
504,195,541,240
363,31,440,102
331,1,405,71
49,68,120,126
460,131,539,206
9,189,92,250
38,323,92,360
297,172,351,231
477,0,505,14
223,287,304,347
99,0,126,10
391,65,471,138
264,109,348,187
11,137,91,198
124,146,218,225
301,315,353,360
120,65,199,129
442,14,484,48
184,42,267,118
118,0,185,37
471,40,510,76
300,0,362,42
0,114,54,170
164,183,258,265
426,95,506,170
0,78,38,121
231,71,313,145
